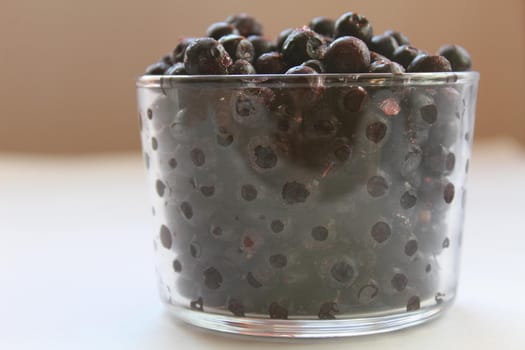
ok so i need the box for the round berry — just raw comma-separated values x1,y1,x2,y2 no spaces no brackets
437,44,472,71
370,33,399,58
384,30,410,46
165,62,187,75
334,12,373,42
219,34,255,63
247,35,274,58
254,52,286,74
309,16,335,37
285,65,317,75
226,13,263,37
392,45,422,69
324,36,370,73
276,28,294,51
144,61,168,75
228,59,256,74
330,261,354,283
407,55,452,73
302,59,326,73
369,60,405,74
206,22,238,40
184,38,232,75
282,28,326,66
172,38,195,63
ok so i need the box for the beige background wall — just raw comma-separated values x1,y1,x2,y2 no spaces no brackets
1,0,524,153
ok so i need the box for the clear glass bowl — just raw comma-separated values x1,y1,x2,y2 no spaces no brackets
136,72,479,338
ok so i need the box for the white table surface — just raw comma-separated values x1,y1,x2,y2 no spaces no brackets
1,140,524,350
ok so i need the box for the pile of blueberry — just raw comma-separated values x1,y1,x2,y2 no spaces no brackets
144,12,471,76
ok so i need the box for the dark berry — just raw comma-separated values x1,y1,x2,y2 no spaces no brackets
367,176,388,197
268,302,288,319
406,296,421,311
302,59,326,73
309,17,335,37
339,86,368,113
151,137,158,150
173,259,182,272
444,183,455,203
165,62,187,75
285,65,317,75
172,38,195,63
161,54,173,66
156,179,166,197
437,44,472,71
384,30,410,46
442,237,450,248
366,121,387,143
228,299,245,317
404,240,418,257
246,272,262,288
371,221,391,243
160,225,172,249
228,59,256,74
200,185,215,197
254,52,286,74
276,28,294,51
144,61,168,75
369,60,405,74
254,145,277,169
324,36,370,73
334,12,373,42
407,55,452,72
247,35,274,58
358,283,379,304
391,273,408,291
400,191,417,209
226,13,263,37
190,148,205,166
180,201,193,219
370,51,389,63
184,38,232,75
318,302,339,319
271,220,284,233
190,242,201,258
370,34,399,58
190,297,204,311
241,184,258,201
392,45,421,68
330,261,354,283
311,226,329,241
206,22,238,40
282,28,326,66
203,267,223,289
217,133,234,146
219,34,255,63
269,254,287,268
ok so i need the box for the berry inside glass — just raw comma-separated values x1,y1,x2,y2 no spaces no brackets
137,12,479,338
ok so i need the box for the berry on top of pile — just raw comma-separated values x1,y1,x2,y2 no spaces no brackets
144,12,472,76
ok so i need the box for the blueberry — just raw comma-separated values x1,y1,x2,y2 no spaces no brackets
180,201,193,219
247,35,274,58
302,59,326,73
338,86,368,113
406,296,421,311
156,179,166,197
161,54,173,66
334,12,373,42
219,34,255,63
318,302,339,319
437,44,472,71
400,191,417,209
392,45,422,69
367,176,388,197
203,267,223,289
370,33,399,59
384,30,410,46
391,273,408,291
285,65,317,75
269,254,287,268
228,59,256,75
228,299,245,317
271,220,284,233
165,62,187,75
172,38,195,63
246,272,262,288
282,28,326,66
407,55,452,72
184,38,233,75
268,302,288,319
368,60,405,74
173,259,182,272
330,261,354,283
254,52,287,74
206,22,238,40
366,121,387,143
309,16,335,37
226,13,263,37
444,183,455,203
253,145,277,169
423,145,455,174
160,225,173,249
282,181,310,204
370,51,389,63
404,240,418,257
324,36,370,73
276,28,294,51
371,221,391,243
241,184,258,201
144,61,169,75
311,226,329,241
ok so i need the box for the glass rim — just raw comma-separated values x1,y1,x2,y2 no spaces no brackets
136,71,479,88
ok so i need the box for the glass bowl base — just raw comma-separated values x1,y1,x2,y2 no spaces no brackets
166,302,450,338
